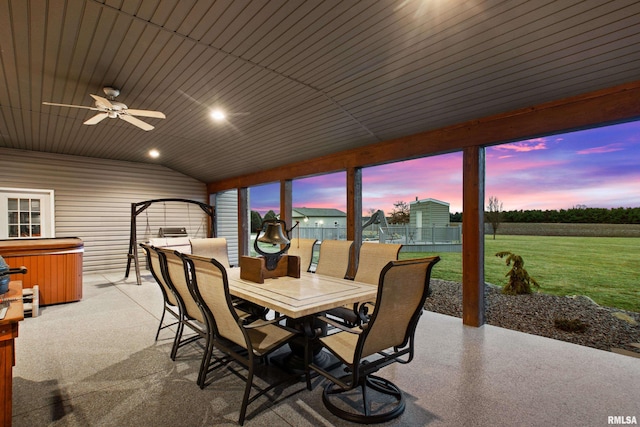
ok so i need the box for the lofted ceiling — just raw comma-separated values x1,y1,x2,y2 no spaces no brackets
1,0,639,184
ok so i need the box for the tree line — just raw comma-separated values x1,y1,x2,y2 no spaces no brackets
450,207,640,224
251,210,277,232
252,205,640,229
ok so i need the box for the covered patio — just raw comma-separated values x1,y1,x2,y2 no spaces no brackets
11,272,639,426
2,2,640,424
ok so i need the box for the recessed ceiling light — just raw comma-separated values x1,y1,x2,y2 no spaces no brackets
210,109,226,122
149,149,160,158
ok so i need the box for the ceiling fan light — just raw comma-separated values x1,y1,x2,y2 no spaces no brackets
103,87,120,98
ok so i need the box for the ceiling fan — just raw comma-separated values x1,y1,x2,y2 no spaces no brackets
42,87,166,131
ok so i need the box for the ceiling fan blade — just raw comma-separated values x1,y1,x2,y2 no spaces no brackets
83,113,109,125
42,101,99,111
126,109,166,119
90,94,114,108
119,114,154,131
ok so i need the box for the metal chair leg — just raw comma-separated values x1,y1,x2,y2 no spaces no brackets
198,335,215,388
238,365,254,426
155,308,167,341
170,319,184,360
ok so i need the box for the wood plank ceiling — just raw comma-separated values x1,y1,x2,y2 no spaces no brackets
1,0,639,184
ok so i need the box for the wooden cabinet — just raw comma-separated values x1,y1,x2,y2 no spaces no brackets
0,238,83,305
0,281,24,427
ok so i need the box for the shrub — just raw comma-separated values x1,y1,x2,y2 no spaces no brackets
495,251,540,295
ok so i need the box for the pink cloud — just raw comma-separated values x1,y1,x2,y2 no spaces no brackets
361,153,463,213
251,121,640,215
577,143,624,155
492,139,548,153
487,157,565,173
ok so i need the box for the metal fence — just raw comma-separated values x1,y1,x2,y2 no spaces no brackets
292,224,462,245
291,227,348,241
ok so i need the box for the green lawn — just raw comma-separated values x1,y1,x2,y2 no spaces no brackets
400,235,640,312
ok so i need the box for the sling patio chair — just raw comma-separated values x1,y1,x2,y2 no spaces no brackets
190,237,232,267
287,237,317,272
191,236,267,320
353,242,403,285
326,242,403,326
347,242,404,324
155,247,209,362
156,247,254,387
315,240,357,325
140,243,181,341
305,257,440,424
314,239,354,279
181,252,299,425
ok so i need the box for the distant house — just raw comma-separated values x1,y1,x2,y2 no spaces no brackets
292,207,346,228
409,198,450,228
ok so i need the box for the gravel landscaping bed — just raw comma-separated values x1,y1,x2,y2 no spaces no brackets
425,279,640,355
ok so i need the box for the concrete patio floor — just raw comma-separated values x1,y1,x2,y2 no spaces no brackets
11,271,639,426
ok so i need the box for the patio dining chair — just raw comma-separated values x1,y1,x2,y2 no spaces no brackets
181,253,299,425
287,238,317,272
155,247,209,362
314,239,354,279
326,242,403,326
190,237,231,267
156,247,254,387
191,236,268,319
305,257,440,423
140,243,181,341
354,242,403,285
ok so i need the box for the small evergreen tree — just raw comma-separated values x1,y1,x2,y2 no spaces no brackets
263,210,278,221
250,210,263,232
495,251,540,295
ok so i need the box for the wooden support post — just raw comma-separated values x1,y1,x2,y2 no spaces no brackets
280,179,293,230
462,146,485,327
347,167,362,278
238,188,250,257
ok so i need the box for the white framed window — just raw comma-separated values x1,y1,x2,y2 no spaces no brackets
0,188,55,239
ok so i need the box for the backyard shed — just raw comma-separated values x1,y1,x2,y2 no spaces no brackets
410,198,451,228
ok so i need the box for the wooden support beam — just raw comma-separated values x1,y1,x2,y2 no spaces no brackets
208,81,640,193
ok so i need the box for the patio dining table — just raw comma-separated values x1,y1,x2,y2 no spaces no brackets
226,268,377,319
226,267,377,372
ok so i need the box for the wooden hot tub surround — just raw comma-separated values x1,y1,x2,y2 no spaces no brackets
0,238,83,305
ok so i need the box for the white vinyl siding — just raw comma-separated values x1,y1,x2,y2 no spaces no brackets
0,147,207,273
214,190,239,266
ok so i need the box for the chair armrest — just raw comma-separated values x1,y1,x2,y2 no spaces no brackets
241,315,288,329
317,315,364,334
357,302,374,323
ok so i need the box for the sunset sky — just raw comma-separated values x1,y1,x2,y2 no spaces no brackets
249,120,640,215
